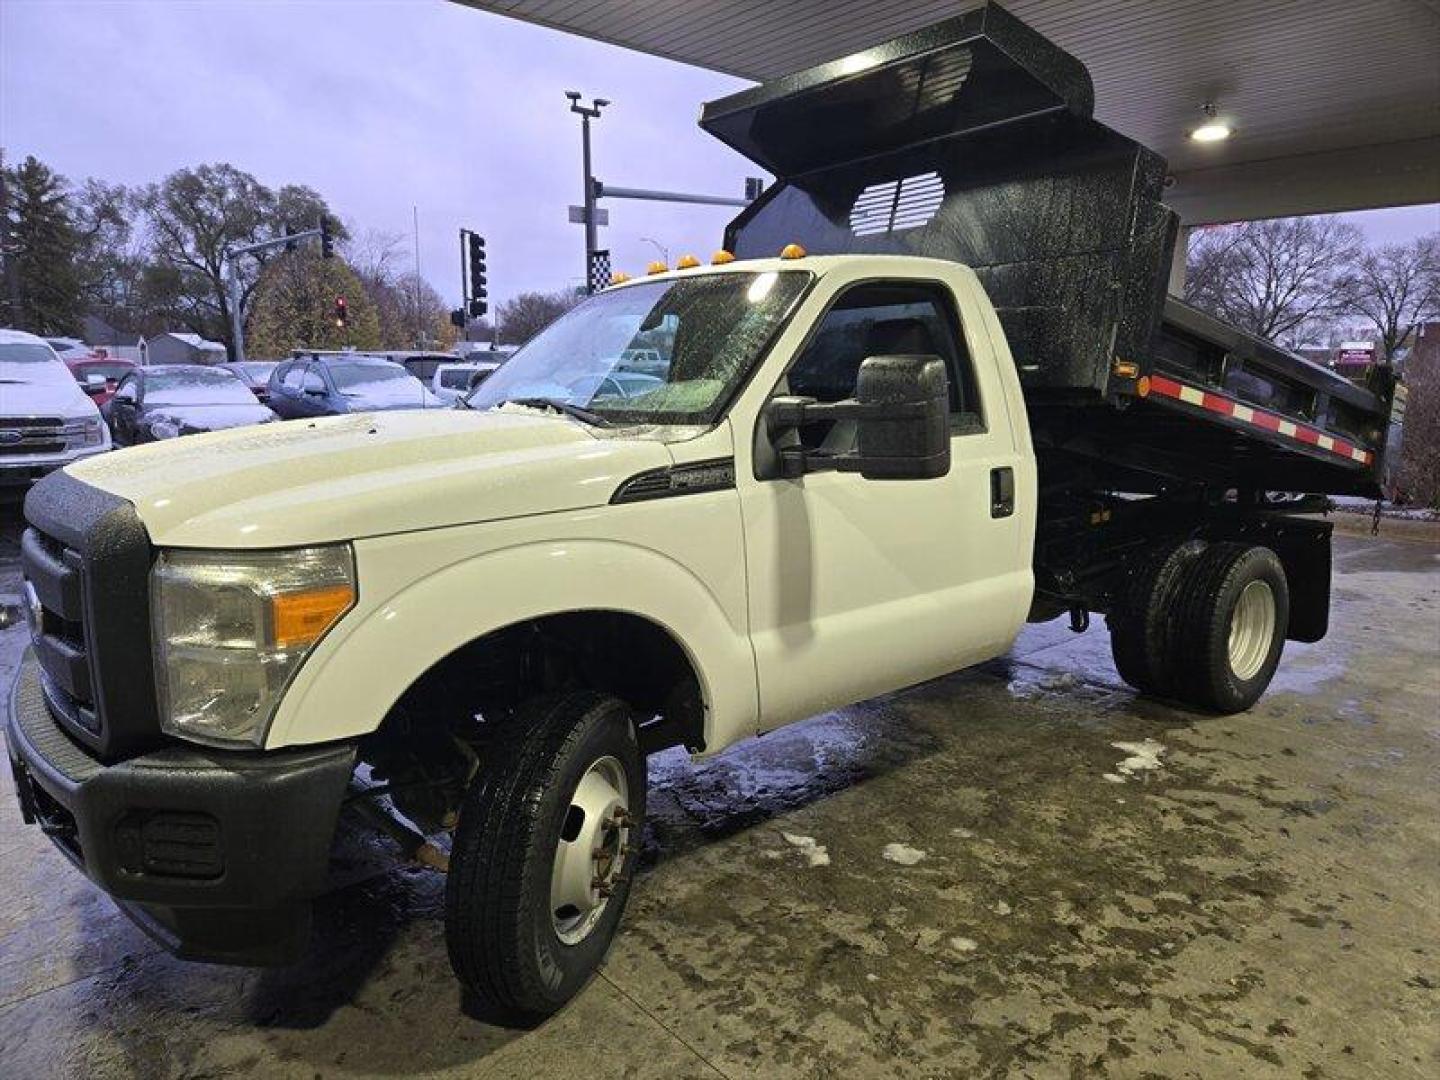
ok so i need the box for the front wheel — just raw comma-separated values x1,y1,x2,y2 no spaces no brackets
445,692,645,1020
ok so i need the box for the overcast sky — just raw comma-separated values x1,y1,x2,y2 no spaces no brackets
3,0,1437,311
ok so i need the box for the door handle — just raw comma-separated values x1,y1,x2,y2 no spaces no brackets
990,467,1015,518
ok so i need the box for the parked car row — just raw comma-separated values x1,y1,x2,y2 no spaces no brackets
3,330,528,488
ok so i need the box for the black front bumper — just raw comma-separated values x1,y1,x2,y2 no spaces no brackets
5,658,357,965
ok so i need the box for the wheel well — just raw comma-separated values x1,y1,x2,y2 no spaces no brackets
373,611,706,757
355,612,706,833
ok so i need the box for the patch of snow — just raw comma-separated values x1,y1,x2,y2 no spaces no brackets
1107,738,1166,781
949,827,975,839
949,936,979,953
882,842,927,866
865,973,879,983
781,831,830,867
993,900,1012,916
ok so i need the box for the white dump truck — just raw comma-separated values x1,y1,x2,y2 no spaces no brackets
7,3,1399,1018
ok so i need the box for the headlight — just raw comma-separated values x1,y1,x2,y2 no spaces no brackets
62,417,104,446
151,545,355,746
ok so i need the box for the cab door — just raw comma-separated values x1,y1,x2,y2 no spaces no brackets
738,277,1032,730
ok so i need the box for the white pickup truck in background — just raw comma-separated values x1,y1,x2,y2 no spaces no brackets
0,328,111,489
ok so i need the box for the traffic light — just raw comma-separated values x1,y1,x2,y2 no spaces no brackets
467,233,487,318
334,295,348,328
449,308,466,329
745,176,766,201
320,217,335,260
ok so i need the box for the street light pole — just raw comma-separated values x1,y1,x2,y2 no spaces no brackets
566,91,609,291
639,237,670,266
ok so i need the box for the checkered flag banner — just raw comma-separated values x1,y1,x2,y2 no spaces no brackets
586,249,612,294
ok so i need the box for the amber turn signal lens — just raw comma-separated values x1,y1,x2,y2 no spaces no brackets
676,254,700,269
711,250,736,264
271,584,355,648
1112,359,1140,379
779,243,807,259
1136,375,1151,398
646,260,667,275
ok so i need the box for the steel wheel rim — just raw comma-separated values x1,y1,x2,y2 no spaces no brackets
550,755,631,945
1228,579,1276,681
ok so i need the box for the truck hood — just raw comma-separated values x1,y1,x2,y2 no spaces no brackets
1,368,100,419
66,408,673,548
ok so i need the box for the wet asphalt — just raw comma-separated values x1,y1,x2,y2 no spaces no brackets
0,501,1436,1079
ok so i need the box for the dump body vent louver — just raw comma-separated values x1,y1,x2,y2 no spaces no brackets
849,172,946,236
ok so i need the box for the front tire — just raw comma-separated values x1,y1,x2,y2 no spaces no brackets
445,692,645,1020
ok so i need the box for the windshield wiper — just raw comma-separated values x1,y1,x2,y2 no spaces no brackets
501,397,611,427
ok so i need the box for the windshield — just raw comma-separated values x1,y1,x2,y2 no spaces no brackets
146,368,257,405
74,362,133,381
467,270,810,424
233,362,276,380
329,361,427,400
0,343,61,365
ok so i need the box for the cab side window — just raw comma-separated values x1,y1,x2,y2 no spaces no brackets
780,282,983,451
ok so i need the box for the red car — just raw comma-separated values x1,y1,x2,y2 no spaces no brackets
66,357,137,407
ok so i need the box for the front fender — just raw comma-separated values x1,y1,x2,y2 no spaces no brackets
263,536,758,753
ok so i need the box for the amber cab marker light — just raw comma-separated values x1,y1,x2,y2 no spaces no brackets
271,584,355,649
610,271,631,286
711,250,736,265
646,260,668,275
779,243,807,259
1136,375,1152,399
676,254,700,269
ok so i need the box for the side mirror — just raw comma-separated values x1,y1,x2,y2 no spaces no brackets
851,354,951,479
766,354,951,481
82,378,107,396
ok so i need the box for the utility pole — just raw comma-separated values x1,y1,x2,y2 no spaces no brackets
566,91,609,292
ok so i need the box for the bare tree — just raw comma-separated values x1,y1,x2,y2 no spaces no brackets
133,164,342,357
1186,217,1361,346
497,289,582,345
1344,234,1440,363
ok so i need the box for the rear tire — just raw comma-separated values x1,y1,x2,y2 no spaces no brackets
1168,542,1289,713
445,692,645,1020
1108,539,1208,695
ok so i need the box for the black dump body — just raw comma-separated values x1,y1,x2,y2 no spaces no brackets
701,2,1394,497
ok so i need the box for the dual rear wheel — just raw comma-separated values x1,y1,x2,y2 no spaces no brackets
1108,540,1290,713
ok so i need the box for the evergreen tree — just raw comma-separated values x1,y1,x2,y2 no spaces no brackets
245,248,381,357
1,155,83,334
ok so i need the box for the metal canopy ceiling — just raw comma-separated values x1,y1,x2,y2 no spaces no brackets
456,0,1440,224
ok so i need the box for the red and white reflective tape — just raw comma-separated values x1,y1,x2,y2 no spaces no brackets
1147,373,1373,466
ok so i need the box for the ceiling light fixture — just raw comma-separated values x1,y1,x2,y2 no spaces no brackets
1190,102,1232,143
